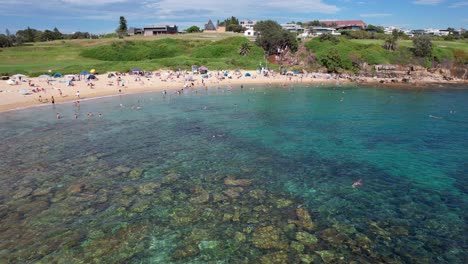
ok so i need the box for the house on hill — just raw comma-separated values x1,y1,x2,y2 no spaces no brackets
319,20,366,30
127,27,143,35
143,25,178,36
204,19,226,33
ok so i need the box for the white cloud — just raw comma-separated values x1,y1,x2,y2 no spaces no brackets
60,0,128,4
360,13,392,18
412,0,443,5
449,1,468,8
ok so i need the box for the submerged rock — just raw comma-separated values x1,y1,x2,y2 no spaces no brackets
249,189,266,199
224,177,253,187
67,183,85,194
128,168,143,180
172,244,200,260
121,185,136,195
290,241,305,253
295,231,318,246
315,250,341,264
189,185,210,204
162,172,180,184
223,187,244,199
138,182,161,195
288,208,314,231
234,232,246,243
259,251,288,264
13,187,33,199
252,226,288,250
275,198,293,208
32,186,53,197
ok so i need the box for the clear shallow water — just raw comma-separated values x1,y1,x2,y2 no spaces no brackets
0,84,467,263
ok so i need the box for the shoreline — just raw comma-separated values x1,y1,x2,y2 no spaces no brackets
1,70,466,113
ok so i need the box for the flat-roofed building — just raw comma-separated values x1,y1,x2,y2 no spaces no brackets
143,25,178,36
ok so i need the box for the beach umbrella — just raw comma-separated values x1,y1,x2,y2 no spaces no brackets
53,73,63,78
90,69,96,74
87,74,96,80
12,74,27,79
6,79,16,85
80,71,90,75
38,74,52,79
131,68,142,72
245,73,251,77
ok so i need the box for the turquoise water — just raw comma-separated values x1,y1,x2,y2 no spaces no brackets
0,84,466,263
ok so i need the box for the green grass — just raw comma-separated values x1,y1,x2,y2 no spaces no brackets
307,38,467,72
0,34,263,76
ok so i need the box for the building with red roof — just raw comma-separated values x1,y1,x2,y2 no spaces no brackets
319,20,366,30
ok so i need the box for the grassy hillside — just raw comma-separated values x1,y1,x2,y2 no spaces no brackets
306,37,467,72
0,34,263,76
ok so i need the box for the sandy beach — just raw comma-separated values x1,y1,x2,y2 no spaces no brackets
0,70,466,113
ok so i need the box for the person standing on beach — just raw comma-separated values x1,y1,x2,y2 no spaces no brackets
51,96,55,105
76,90,80,99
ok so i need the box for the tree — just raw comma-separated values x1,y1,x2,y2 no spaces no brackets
254,20,298,57
238,42,252,56
320,48,342,73
318,33,339,44
0,34,14,47
366,24,384,33
227,24,244,33
383,36,398,51
412,35,433,57
186,26,201,33
53,27,63,40
16,27,39,43
116,16,128,38
383,30,399,51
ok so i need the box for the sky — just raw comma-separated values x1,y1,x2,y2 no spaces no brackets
0,0,467,34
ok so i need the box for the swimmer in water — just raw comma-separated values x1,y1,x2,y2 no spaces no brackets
56,113,61,119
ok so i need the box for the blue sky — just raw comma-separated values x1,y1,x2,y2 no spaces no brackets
0,0,467,34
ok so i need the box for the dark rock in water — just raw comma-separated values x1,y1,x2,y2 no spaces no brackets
259,251,288,264
67,183,85,194
296,231,318,246
138,182,161,195
128,168,143,180
315,250,341,264
13,187,33,199
251,226,288,250
224,177,253,187
32,186,53,197
288,208,314,231
172,244,200,260
189,185,210,204
223,187,244,199
162,172,180,184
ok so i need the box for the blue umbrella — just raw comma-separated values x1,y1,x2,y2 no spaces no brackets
245,73,251,77
131,68,142,72
80,71,90,75
53,73,63,78
87,74,96,80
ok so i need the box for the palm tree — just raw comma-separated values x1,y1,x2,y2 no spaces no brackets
238,42,252,56
383,36,398,51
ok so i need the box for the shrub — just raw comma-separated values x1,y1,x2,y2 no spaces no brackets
412,35,433,57
320,48,342,72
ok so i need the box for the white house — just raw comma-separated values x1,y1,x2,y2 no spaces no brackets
240,20,257,30
244,29,257,37
281,23,304,33
307,26,341,36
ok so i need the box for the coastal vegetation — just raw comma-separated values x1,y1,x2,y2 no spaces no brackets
0,31,466,76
